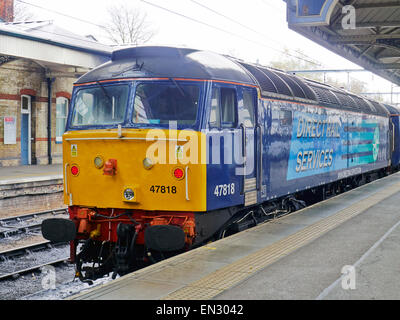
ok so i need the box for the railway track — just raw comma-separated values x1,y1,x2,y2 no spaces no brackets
0,208,67,239
0,258,69,281
0,179,374,298
0,208,70,282
0,241,69,281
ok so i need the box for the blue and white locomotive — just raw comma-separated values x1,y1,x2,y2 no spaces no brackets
42,46,400,281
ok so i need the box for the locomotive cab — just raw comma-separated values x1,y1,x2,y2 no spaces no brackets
384,104,400,169
60,79,208,280
63,79,207,212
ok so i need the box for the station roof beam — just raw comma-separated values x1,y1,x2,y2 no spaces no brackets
284,0,400,86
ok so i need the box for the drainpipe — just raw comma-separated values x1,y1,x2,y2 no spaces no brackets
47,78,55,165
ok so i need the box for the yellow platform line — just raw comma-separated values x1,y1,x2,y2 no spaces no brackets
162,182,400,300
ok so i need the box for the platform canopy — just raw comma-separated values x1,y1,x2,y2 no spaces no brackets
0,20,112,76
284,0,400,86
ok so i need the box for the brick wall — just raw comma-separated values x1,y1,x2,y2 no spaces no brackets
0,0,13,22
0,59,76,166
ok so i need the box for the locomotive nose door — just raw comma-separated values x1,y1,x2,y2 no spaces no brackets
239,87,258,206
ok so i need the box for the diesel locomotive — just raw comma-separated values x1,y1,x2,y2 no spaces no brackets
42,46,400,282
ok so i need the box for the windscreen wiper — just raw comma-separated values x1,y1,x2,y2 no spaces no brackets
96,81,113,105
170,78,186,97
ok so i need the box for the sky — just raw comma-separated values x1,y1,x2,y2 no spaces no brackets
16,0,400,105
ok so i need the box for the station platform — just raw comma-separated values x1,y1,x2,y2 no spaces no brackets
0,164,64,217
71,171,400,300
0,164,62,184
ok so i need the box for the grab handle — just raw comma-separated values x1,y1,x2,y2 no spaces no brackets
64,163,69,195
64,163,73,206
185,166,190,201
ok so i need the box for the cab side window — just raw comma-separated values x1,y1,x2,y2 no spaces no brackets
209,87,237,129
242,89,255,128
209,88,220,128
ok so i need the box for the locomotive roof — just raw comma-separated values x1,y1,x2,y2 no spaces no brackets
76,46,393,117
76,46,257,86
383,104,400,116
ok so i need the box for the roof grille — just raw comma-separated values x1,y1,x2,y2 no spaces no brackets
308,85,340,106
274,71,307,99
237,62,278,94
333,91,358,110
371,100,388,115
234,59,390,116
257,67,293,97
236,61,318,101
289,76,317,101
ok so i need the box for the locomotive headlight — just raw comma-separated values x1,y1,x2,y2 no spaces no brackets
123,188,135,201
94,156,104,169
143,157,153,170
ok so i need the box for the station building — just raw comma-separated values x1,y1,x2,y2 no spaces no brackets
0,0,112,166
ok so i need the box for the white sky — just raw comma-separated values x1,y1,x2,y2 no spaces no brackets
18,0,400,105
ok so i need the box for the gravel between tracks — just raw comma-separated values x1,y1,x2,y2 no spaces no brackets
0,240,114,300
0,234,46,252
0,207,113,300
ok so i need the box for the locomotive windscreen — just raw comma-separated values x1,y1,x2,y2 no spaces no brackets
71,84,129,127
133,81,200,126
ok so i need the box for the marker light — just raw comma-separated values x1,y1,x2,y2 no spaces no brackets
123,188,135,201
173,167,184,180
94,156,104,169
143,157,153,170
71,165,79,176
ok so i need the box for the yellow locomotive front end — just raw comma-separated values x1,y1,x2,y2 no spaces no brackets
63,128,206,212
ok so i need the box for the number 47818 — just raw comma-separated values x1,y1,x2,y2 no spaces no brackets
214,183,235,197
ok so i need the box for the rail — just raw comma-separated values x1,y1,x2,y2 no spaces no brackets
0,208,68,239
0,241,69,280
